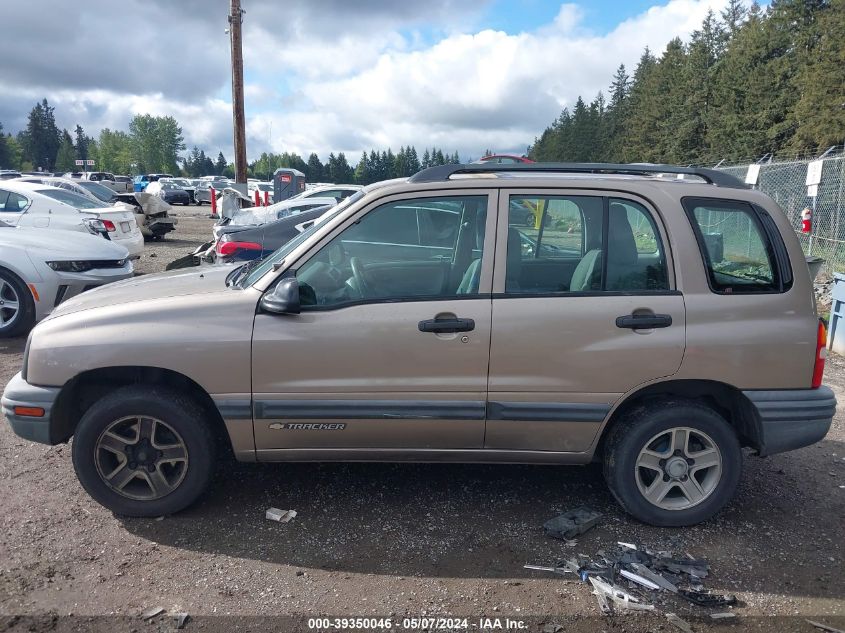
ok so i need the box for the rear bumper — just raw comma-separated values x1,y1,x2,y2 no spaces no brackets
1,372,61,445
743,386,836,456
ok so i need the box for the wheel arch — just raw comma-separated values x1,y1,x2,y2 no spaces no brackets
53,366,233,456
596,379,762,459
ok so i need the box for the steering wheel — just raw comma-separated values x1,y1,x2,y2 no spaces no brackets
350,256,373,298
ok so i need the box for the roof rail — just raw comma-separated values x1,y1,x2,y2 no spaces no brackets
408,162,748,188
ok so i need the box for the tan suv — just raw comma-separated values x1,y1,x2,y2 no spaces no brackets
2,163,835,526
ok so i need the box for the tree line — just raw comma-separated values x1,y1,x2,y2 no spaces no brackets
0,99,462,184
249,146,461,184
0,100,188,175
529,0,845,164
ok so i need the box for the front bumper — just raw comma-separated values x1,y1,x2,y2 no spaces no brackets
1,372,61,445
743,386,836,456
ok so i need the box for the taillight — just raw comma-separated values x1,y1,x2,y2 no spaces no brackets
216,240,262,257
812,319,827,388
102,220,116,232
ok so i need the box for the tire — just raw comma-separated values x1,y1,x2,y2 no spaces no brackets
0,268,36,338
72,385,216,517
603,399,742,526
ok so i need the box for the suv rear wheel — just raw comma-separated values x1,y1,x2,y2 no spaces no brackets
72,386,215,516
603,400,741,526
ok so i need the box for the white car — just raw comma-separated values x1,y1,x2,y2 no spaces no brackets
0,182,144,259
214,196,338,239
247,181,274,203
290,184,362,202
0,221,133,338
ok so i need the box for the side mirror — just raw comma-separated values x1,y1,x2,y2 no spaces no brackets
260,277,300,315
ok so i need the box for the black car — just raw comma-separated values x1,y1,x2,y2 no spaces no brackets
215,206,328,263
154,181,191,205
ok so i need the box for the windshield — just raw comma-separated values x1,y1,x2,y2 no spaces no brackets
160,182,179,190
76,180,116,201
36,188,109,210
240,192,363,287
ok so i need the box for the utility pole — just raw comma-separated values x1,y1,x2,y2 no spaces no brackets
229,0,247,186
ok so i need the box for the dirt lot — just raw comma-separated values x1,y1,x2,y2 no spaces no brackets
1,206,843,632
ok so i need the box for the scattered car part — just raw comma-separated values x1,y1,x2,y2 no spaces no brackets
523,563,576,577
709,612,736,620
543,507,602,540
266,508,296,522
619,568,661,591
806,620,845,633
678,589,736,607
174,613,190,629
628,563,678,593
665,613,694,633
588,576,654,613
141,606,165,620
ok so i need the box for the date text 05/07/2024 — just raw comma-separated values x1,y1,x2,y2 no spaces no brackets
307,617,528,630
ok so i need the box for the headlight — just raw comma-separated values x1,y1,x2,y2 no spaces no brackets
46,261,94,273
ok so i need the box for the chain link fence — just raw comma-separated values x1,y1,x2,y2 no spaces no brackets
713,147,845,274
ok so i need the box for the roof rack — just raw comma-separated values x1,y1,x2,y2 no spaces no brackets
408,162,748,189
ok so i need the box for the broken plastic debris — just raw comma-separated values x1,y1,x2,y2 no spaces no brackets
266,508,297,523
174,613,190,629
679,588,737,607
140,606,165,620
710,612,736,620
588,576,654,613
807,620,845,633
666,613,694,633
524,563,577,577
619,568,661,591
541,625,564,633
618,541,638,550
543,507,602,540
629,562,679,593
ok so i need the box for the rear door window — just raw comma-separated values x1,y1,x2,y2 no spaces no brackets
683,198,781,293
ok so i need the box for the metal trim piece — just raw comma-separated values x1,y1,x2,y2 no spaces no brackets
487,401,610,422
212,398,252,420
254,400,486,421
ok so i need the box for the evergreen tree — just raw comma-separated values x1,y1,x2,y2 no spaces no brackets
19,99,61,170
74,124,89,161
306,152,323,182
0,123,14,169
215,152,227,175
55,129,76,171
788,0,844,151
421,148,431,169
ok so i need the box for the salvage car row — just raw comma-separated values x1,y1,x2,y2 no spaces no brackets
0,178,361,337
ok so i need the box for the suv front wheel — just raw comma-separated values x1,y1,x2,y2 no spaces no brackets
72,386,215,517
603,400,742,526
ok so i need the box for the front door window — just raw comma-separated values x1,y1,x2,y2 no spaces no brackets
296,196,489,307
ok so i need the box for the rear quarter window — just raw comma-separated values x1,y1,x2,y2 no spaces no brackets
682,197,788,294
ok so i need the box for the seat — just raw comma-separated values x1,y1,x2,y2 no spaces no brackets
457,214,487,294
504,228,522,292
569,203,641,292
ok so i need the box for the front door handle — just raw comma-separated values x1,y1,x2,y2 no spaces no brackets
418,318,475,333
615,313,672,329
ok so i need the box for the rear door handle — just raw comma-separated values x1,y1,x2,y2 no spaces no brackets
615,314,672,329
418,318,475,333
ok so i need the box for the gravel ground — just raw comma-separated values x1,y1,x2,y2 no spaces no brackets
0,206,843,632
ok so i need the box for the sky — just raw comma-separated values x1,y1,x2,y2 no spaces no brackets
0,0,736,164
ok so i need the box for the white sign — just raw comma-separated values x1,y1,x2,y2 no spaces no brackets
85,159,95,166
807,184,819,198
806,160,824,186
74,159,84,166
745,164,760,185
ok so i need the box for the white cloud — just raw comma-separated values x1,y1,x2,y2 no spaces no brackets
248,0,731,160
2,0,732,165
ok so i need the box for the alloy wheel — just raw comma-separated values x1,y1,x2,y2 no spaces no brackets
634,426,722,510
94,416,189,501
0,278,21,327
